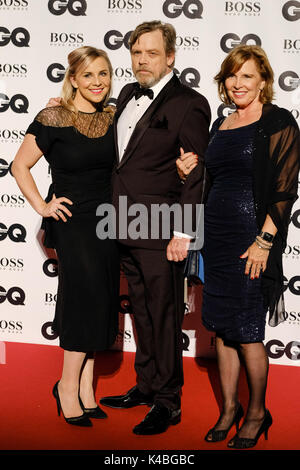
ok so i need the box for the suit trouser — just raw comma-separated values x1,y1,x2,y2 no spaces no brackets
120,244,185,410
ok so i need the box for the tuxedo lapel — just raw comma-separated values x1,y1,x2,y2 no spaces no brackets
116,75,178,170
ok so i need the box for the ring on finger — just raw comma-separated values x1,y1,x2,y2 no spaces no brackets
246,261,251,265
55,209,61,215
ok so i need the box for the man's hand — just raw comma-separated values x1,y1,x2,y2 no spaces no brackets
167,236,190,262
46,97,61,108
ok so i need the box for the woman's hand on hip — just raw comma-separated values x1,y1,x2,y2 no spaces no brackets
40,193,73,222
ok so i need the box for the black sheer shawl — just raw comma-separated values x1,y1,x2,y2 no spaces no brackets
253,104,300,327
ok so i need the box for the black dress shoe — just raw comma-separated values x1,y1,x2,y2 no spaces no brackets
133,403,181,435
100,386,153,409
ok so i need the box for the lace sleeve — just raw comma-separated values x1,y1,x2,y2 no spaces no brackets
25,107,63,154
268,117,300,239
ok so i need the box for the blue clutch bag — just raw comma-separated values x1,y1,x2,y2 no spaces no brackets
184,250,204,285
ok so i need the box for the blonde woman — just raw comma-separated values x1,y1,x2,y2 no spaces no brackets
12,47,120,426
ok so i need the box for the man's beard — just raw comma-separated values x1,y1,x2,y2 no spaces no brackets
135,66,168,88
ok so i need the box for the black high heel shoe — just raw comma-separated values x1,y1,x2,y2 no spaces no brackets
78,395,107,419
52,381,92,427
227,409,273,449
204,403,244,442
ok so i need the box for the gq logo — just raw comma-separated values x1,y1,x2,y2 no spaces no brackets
104,30,133,50
43,258,58,277
0,223,27,242
41,321,59,340
0,286,25,305
163,0,203,19
48,0,87,15
47,63,66,83
217,103,236,117
282,0,300,21
0,27,30,47
291,209,300,228
220,33,261,53
0,94,29,113
266,340,300,360
283,276,300,295
174,67,200,88
0,159,13,177
278,71,300,91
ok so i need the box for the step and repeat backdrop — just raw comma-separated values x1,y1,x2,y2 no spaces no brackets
0,0,299,366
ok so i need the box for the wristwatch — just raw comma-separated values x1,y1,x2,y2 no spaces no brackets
259,231,274,243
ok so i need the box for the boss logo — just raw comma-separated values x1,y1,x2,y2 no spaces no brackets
283,39,300,51
282,0,300,21
43,258,58,277
283,275,300,295
0,94,29,113
0,159,13,177
119,294,132,314
0,63,27,76
114,67,134,80
266,339,300,360
50,33,84,46
174,67,200,88
217,103,236,117
107,0,142,10
224,1,261,14
45,293,57,303
48,0,87,16
0,194,25,206
175,35,200,49
0,26,30,47
0,129,25,142
283,244,300,257
115,329,133,342
220,33,261,53
162,0,203,19
0,223,27,242
0,286,25,305
41,321,59,340
0,0,28,6
0,320,23,332
104,30,133,50
278,71,300,91
282,310,300,322
0,257,24,270
47,63,66,82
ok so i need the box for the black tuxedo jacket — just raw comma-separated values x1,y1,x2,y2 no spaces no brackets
112,74,211,249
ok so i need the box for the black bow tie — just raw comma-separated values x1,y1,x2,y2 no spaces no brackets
134,87,154,100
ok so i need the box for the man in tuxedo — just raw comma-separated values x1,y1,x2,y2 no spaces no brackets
100,21,211,435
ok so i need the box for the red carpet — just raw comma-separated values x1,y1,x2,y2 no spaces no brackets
0,342,299,453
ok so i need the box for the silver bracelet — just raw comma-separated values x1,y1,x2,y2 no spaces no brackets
255,239,271,250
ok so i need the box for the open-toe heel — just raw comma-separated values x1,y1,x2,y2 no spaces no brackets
204,403,244,442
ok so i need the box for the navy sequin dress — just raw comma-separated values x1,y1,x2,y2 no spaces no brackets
202,118,267,343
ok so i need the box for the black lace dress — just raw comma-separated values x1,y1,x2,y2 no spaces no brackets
26,106,120,352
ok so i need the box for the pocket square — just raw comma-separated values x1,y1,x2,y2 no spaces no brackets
150,116,168,129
